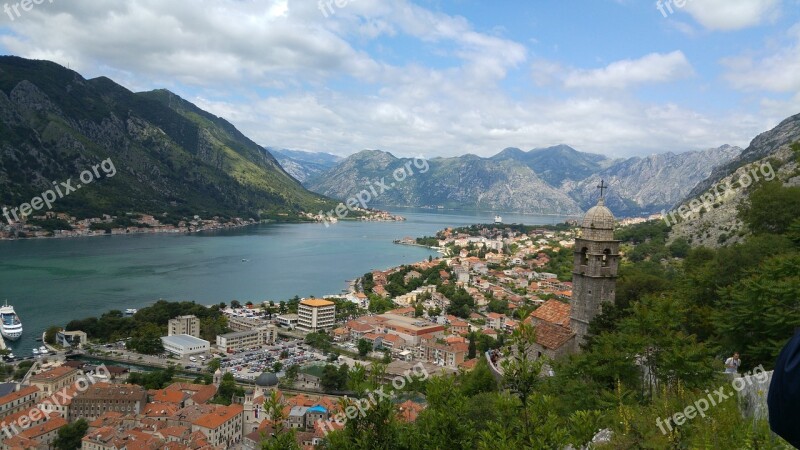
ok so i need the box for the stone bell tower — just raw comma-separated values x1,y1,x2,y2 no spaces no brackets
570,180,620,348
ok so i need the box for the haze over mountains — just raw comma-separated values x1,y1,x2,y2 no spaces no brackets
267,148,342,184
298,144,743,216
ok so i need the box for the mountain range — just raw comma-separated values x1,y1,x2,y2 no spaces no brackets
0,56,335,221
2,56,793,224
303,145,743,216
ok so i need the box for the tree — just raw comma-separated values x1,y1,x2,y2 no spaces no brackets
739,182,800,235
460,359,497,396
44,326,61,345
213,372,244,405
468,333,477,360
230,300,242,309
320,364,349,391
53,419,88,450
127,323,164,355
357,339,372,358
715,253,800,370
284,364,299,386
272,361,283,373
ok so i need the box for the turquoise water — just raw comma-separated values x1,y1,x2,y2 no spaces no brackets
0,208,565,355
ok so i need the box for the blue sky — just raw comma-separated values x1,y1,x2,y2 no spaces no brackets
1,0,799,158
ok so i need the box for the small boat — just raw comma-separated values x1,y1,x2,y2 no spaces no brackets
32,348,39,355
124,308,138,317
494,215,503,224
242,259,250,263
6,353,14,360
38,346,48,354
0,301,22,341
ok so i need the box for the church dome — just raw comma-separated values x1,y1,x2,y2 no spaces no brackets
255,372,279,387
582,198,615,230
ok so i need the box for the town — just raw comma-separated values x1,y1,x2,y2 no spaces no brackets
0,215,602,449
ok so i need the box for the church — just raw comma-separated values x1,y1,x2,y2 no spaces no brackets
527,182,620,359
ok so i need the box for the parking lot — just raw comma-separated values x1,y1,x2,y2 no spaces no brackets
219,338,328,381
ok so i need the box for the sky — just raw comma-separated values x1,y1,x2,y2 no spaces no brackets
0,0,799,158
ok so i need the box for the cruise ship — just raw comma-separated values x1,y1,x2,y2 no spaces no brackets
0,302,22,341
494,215,503,224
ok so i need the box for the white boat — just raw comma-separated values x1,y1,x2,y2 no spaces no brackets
494,215,503,224
124,308,138,317
32,348,39,355
38,346,48,354
0,301,22,341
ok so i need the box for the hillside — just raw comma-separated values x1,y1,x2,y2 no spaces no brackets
565,145,743,216
669,115,800,247
268,147,342,183
0,56,335,221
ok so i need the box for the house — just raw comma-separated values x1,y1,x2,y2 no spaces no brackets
485,313,506,330
417,340,468,368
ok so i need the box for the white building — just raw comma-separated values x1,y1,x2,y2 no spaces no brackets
161,334,210,357
216,326,277,353
276,314,299,328
297,299,336,332
168,315,201,338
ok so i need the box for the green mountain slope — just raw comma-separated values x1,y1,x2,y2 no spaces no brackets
0,56,335,221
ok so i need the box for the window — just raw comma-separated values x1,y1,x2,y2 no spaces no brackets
602,249,611,267
580,247,589,266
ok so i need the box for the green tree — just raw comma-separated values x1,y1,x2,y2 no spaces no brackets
739,182,800,235
715,252,800,370
467,333,477,359
53,419,88,450
44,326,61,345
284,364,299,386
213,372,244,405
357,339,372,358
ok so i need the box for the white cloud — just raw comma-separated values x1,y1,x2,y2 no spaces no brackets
563,51,694,89
0,0,777,158
722,23,800,92
681,0,780,31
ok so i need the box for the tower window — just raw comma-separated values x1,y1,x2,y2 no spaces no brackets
581,247,588,266
602,249,611,267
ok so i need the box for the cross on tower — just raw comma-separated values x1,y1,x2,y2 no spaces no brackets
597,180,608,198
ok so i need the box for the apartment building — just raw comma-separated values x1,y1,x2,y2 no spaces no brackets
69,383,147,422
192,404,244,448
216,326,277,353
29,366,80,399
168,315,201,338
227,315,266,333
0,386,39,419
417,340,468,368
297,299,336,332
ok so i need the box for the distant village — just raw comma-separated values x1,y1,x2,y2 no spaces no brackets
0,211,258,240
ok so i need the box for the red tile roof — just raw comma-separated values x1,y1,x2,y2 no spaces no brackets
0,386,39,406
528,299,571,327
192,405,243,430
534,322,575,350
